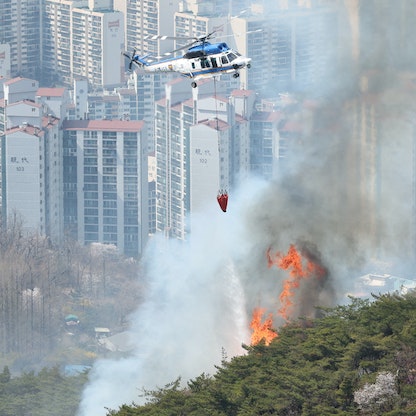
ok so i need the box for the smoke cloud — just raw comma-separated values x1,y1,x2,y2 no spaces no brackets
77,197,255,415
78,1,416,414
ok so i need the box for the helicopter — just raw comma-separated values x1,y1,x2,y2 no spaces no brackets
123,31,253,88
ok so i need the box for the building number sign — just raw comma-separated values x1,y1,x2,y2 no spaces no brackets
195,148,212,164
10,156,29,172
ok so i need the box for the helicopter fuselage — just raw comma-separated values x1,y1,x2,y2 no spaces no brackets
133,42,251,87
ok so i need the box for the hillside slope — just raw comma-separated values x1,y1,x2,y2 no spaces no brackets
108,293,416,415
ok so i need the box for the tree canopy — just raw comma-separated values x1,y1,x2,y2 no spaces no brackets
0,366,88,416
108,293,416,415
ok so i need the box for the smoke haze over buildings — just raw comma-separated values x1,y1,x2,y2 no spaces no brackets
78,1,416,414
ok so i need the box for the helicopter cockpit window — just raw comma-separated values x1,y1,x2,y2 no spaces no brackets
227,52,238,62
221,55,228,64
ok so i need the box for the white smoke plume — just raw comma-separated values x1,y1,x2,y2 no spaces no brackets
77,186,263,415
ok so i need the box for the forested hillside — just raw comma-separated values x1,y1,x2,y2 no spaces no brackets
0,366,88,416
0,218,143,372
108,293,416,415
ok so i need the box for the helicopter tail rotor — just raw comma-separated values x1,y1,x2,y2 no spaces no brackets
122,49,149,70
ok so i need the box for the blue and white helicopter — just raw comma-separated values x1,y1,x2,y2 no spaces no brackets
123,31,253,88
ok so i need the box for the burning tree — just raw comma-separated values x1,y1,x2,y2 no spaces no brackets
250,308,277,346
268,243,327,320
251,243,329,346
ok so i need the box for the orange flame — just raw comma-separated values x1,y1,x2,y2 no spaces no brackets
268,244,325,320
251,244,326,346
250,308,278,346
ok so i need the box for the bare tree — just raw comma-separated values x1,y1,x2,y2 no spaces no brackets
0,218,143,370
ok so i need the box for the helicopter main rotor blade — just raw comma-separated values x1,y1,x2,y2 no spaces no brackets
144,34,200,42
196,30,216,43
145,29,217,45
157,41,201,58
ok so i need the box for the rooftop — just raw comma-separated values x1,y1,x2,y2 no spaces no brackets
4,76,28,86
62,119,144,132
37,87,66,98
8,99,42,109
6,123,45,137
198,117,229,131
231,89,255,98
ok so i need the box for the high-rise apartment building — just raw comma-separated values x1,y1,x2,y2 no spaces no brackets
62,119,148,257
2,125,44,233
44,0,125,88
155,78,254,239
43,0,73,86
190,87,278,194
117,0,180,57
343,71,416,268
0,44,11,79
115,0,183,154
230,3,339,94
73,6,124,87
344,0,416,72
155,80,195,239
179,0,250,18
148,153,157,235
1,78,63,241
339,1,416,268
250,106,282,180
42,114,64,243
1,76,151,256
0,0,41,81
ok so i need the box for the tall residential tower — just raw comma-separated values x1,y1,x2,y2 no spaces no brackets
43,0,125,88
0,0,42,80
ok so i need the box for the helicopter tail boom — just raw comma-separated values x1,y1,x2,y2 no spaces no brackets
133,55,149,67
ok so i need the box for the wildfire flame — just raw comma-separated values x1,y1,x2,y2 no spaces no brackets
250,308,278,346
268,244,326,320
250,244,326,346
